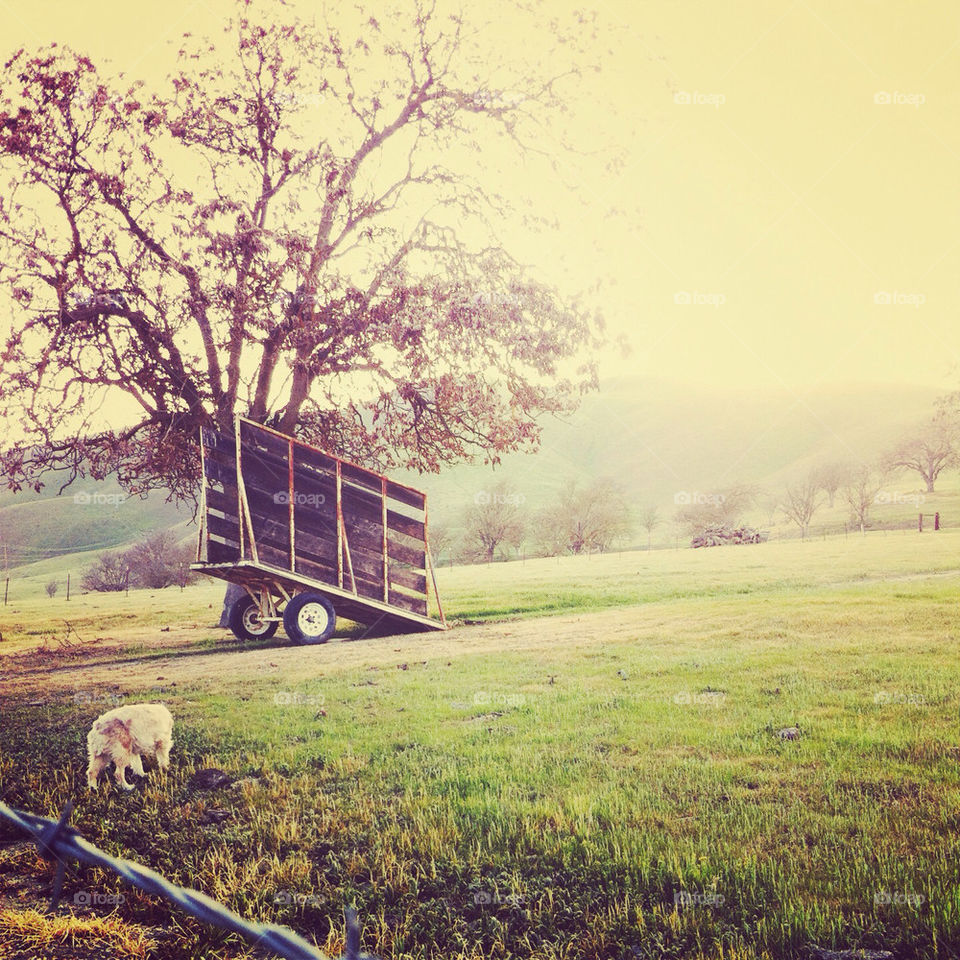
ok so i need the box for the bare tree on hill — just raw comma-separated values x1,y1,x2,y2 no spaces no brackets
844,465,883,534
674,483,757,538
812,462,849,509
534,477,632,555
639,505,660,549
882,421,957,493
780,472,821,538
462,480,526,562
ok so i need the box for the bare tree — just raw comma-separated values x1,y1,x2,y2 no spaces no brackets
812,462,849,509
125,531,195,589
463,481,526,562
535,478,631,555
844,466,882,534
45,579,58,598
883,421,957,493
639,505,660,549
675,483,757,538
81,552,131,592
426,520,453,565
780,473,822,538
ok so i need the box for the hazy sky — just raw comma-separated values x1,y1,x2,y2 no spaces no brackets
0,0,958,398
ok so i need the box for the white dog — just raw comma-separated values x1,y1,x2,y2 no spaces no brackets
86,703,174,790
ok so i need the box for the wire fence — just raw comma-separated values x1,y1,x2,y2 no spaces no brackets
0,800,374,960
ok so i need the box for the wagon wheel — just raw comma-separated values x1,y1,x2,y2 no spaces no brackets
283,592,337,645
228,594,278,641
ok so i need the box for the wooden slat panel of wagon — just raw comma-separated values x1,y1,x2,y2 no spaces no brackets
386,479,425,512
191,560,444,633
203,456,238,489
207,540,240,563
206,513,241,545
387,587,428,615
389,567,427,595
205,487,239,516
343,547,427,601
386,536,425,569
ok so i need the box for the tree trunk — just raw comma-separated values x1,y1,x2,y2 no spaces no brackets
926,477,935,492
217,581,247,628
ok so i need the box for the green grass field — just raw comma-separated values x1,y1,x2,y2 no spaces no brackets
2,531,960,958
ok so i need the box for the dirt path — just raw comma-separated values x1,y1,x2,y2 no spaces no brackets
0,605,654,699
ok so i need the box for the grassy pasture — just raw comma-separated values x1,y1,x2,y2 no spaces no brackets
1,532,960,958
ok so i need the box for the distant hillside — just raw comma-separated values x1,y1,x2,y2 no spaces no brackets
0,470,188,569
411,378,944,525
0,378,945,568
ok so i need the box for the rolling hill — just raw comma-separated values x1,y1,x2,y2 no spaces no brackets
0,377,945,572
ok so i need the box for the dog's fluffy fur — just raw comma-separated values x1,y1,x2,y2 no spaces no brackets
86,703,173,790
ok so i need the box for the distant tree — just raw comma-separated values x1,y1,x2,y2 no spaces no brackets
81,552,131,592
45,579,58,598
639,505,660,549
426,521,454,565
780,473,822,538
675,483,757,538
813,462,849,509
844,466,882,534
535,478,632,555
882,421,957,493
463,481,526,562
125,531,195,589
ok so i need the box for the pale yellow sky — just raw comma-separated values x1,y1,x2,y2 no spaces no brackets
0,0,958,397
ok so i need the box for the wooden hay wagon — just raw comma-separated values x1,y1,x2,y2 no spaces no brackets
191,417,446,644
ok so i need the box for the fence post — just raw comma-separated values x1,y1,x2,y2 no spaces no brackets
3,577,7,606
935,512,940,530
66,573,71,601
918,513,923,533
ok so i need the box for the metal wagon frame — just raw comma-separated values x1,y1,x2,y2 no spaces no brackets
192,416,446,643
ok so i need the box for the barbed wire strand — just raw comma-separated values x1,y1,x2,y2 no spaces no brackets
0,800,373,960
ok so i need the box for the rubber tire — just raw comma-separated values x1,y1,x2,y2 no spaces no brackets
228,595,279,641
283,592,337,645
